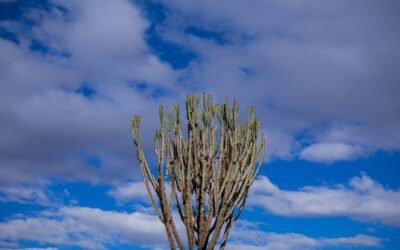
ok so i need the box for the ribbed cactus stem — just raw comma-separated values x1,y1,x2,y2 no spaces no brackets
130,93,266,249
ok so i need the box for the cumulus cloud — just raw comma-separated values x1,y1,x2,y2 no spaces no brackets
0,206,168,249
0,205,384,250
250,174,400,226
229,233,382,250
0,1,398,249
300,142,364,163
159,0,400,160
0,0,180,184
1,0,399,186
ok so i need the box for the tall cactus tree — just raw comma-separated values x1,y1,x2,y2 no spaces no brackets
130,93,266,249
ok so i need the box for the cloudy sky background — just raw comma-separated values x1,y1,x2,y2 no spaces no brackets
0,0,399,249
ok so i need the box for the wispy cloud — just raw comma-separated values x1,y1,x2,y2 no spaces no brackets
251,173,400,226
229,233,383,250
108,181,172,205
107,181,150,203
226,220,384,250
0,185,51,206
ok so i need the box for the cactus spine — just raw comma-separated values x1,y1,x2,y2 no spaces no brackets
130,93,266,249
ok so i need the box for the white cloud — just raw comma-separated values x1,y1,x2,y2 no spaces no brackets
228,221,383,250
300,142,364,163
0,1,398,248
250,174,400,226
108,182,150,203
0,206,168,249
0,0,399,187
158,0,400,161
2,248,59,250
108,181,172,205
0,205,384,250
0,0,180,184
229,233,382,250
0,185,50,206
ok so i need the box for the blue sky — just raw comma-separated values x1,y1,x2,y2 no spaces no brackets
0,0,399,249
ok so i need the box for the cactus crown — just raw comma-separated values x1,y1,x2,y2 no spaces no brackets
131,93,266,250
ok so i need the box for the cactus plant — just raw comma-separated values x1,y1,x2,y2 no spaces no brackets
130,93,266,249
